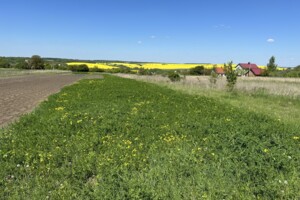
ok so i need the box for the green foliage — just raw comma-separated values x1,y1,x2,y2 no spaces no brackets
235,68,248,76
113,64,132,73
138,67,152,75
15,61,30,69
68,64,89,72
29,55,45,70
267,56,278,72
168,71,181,82
0,58,11,68
224,61,237,91
209,71,218,86
89,67,104,72
0,76,300,199
190,65,205,75
269,66,300,77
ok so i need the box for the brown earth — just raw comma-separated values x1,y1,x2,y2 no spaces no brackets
0,74,101,127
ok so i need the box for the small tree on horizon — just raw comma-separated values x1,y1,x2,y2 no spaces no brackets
29,55,45,69
267,56,277,72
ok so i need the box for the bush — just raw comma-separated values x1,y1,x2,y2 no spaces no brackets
15,61,30,69
89,67,104,72
168,71,181,82
0,59,10,68
69,64,89,72
138,68,152,75
209,71,218,87
224,61,237,91
190,66,205,75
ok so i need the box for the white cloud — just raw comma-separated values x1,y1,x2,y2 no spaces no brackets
267,38,275,43
137,41,142,44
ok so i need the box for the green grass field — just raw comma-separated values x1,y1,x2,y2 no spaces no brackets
1,75,300,199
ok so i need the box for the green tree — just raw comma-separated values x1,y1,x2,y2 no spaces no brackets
29,55,45,69
224,61,237,91
15,60,30,69
267,56,277,72
190,66,205,75
0,58,10,68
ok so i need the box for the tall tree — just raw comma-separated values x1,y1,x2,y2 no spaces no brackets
267,56,277,72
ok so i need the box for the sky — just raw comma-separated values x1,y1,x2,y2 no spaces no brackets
0,0,299,67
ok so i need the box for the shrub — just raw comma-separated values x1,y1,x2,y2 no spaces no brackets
138,68,151,75
69,64,89,72
224,61,237,91
209,71,218,87
168,71,181,82
0,59,10,68
190,66,205,75
15,61,30,69
89,67,104,72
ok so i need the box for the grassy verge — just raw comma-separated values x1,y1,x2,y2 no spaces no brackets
1,75,300,199
0,68,70,77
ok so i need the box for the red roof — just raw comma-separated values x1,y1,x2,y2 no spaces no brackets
214,67,225,74
251,68,262,76
238,63,259,69
237,63,263,76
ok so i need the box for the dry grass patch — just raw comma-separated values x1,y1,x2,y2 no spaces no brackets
116,74,300,126
117,74,300,98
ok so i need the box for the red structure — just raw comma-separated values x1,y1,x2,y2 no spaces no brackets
236,63,263,76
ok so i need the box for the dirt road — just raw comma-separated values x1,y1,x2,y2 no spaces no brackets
0,74,86,127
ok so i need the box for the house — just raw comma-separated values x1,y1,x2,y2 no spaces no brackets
235,62,263,76
214,67,225,77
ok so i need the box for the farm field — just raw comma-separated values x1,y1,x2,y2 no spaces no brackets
66,62,118,70
1,75,299,199
0,73,103,127
67,62,273,70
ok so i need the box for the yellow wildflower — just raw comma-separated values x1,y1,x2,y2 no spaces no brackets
55,107,64,111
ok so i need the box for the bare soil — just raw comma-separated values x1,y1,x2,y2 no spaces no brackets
0,74,101,127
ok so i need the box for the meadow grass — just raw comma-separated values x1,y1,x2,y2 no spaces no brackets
117,74,300,126
1,75,300,199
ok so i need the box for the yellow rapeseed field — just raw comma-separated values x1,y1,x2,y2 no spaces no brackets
67,62,287,70
112,63,226,69
67,62,117,69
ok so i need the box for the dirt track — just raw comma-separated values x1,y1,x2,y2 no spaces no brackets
0,74,87,127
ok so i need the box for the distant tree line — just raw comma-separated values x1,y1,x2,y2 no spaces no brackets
1,55,300,77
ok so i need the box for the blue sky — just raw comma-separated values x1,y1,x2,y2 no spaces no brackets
0,0,299,67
